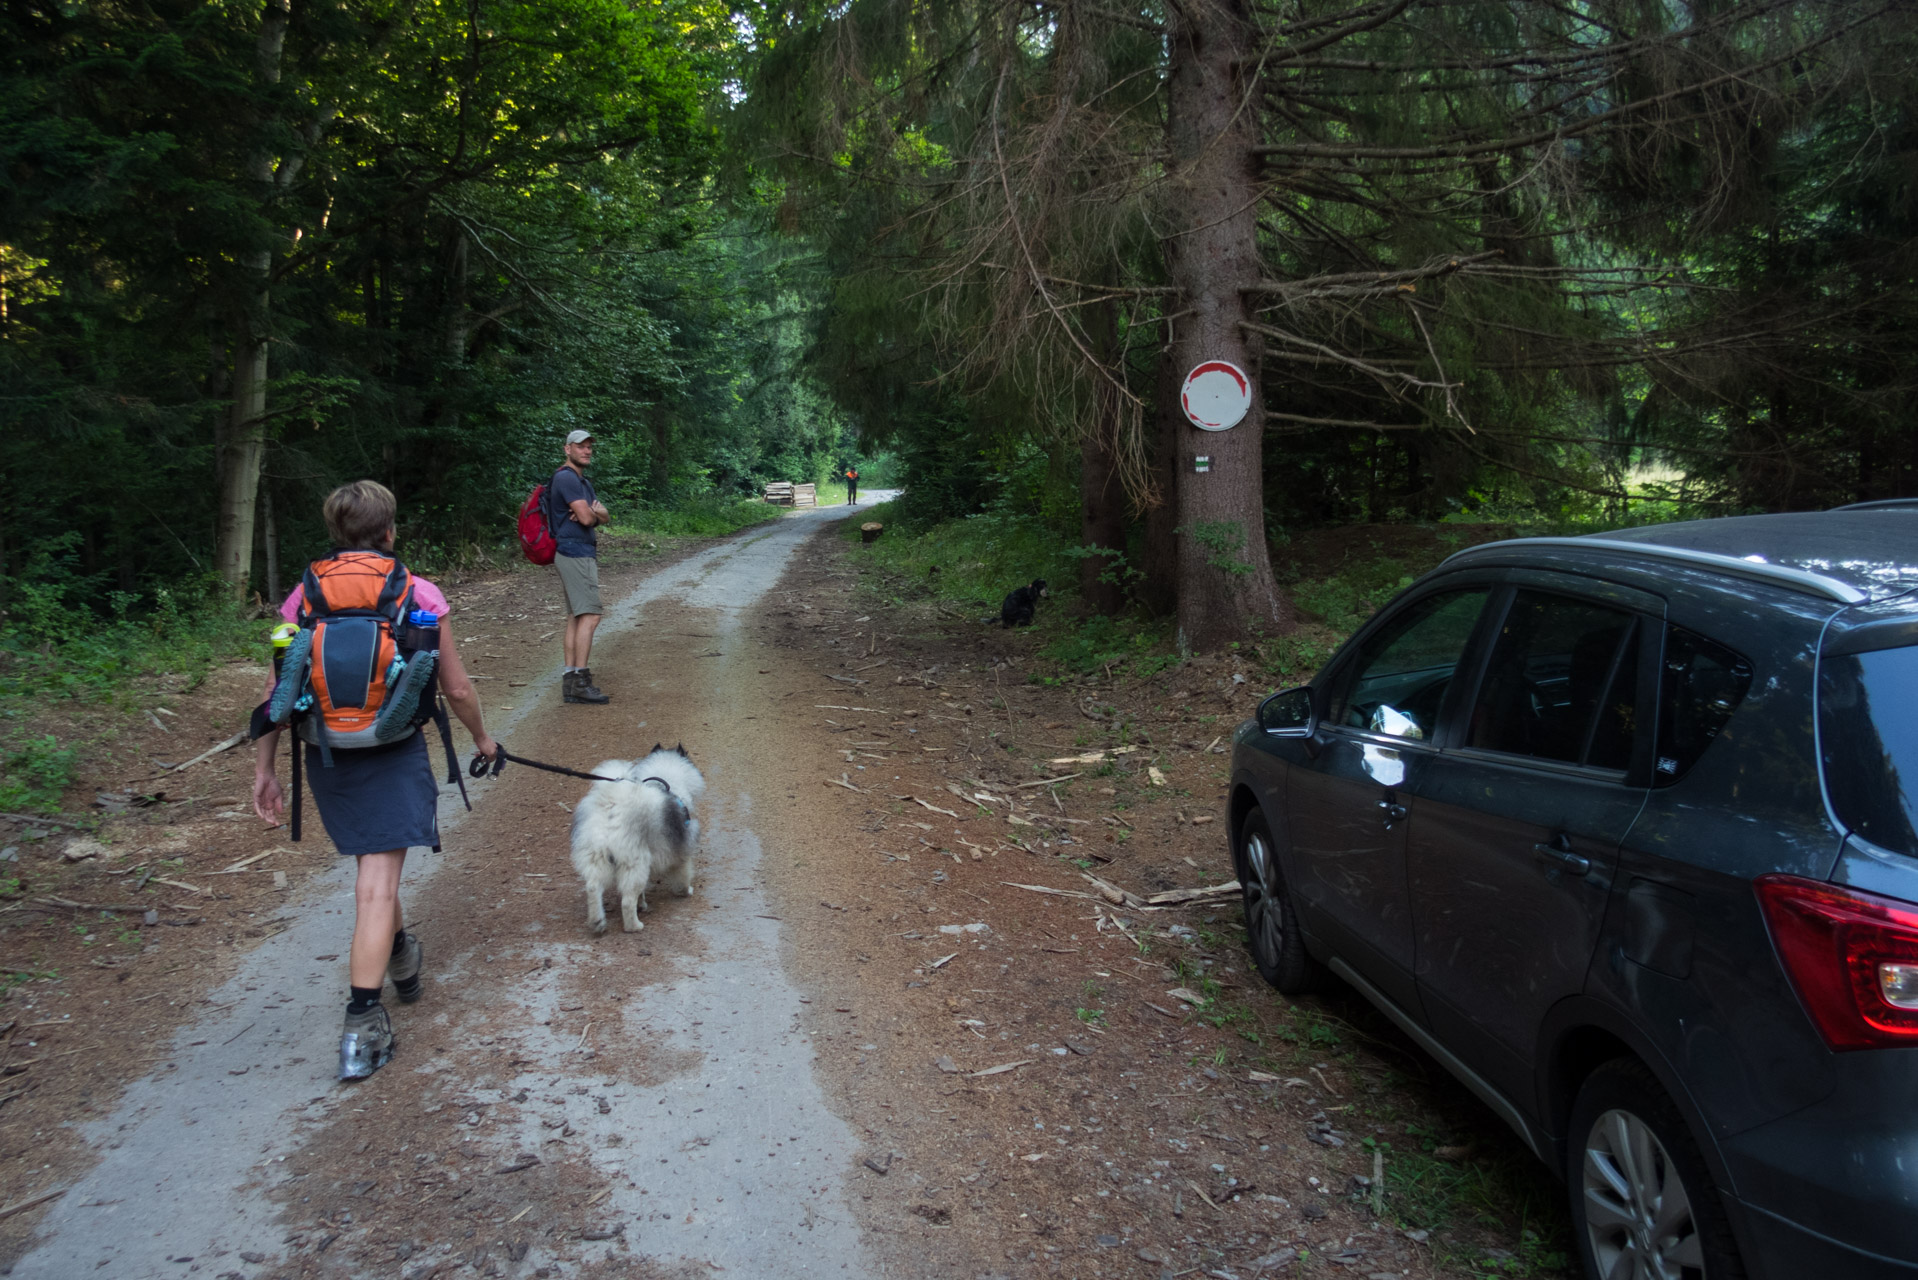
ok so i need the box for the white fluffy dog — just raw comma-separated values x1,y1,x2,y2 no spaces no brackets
569,745,705,934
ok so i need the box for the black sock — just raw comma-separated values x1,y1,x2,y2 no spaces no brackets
391,929,408,956
347,986,383,1014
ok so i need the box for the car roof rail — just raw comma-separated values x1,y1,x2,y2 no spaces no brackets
1830,498,1918,512
1442,537,1868,604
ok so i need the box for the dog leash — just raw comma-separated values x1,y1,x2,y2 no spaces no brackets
468,746,621,784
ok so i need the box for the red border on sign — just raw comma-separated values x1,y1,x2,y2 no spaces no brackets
1181,360,1250,429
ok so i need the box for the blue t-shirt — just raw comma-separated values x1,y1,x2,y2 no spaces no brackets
549,467,598,558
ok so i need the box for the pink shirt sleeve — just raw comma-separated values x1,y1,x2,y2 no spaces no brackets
277,575,449,623
411,578,450,617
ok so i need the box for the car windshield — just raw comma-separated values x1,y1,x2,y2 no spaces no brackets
1820,645,1918,857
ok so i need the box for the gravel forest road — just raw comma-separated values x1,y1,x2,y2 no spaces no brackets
14,498,896,1280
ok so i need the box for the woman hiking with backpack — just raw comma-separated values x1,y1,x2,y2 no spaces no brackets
251,481,500,1079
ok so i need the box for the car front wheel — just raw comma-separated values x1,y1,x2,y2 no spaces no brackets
1237,807,1323,993
1567,1059,1745,1280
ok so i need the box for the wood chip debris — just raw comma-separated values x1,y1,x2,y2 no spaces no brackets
969,1059,1032,1078
153,731,247,775
905,796,958,818
1187,1179,1223,1211
1147,766,1168,787
210,849,278,875
148,877,207,895
1047,746,1139,765
0,1187,67,1221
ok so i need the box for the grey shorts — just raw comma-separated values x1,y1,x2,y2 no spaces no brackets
555,552,601,616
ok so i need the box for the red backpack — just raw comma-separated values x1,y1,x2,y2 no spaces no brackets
517,472,563,565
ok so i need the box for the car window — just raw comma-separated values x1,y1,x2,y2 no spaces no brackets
1819,645,1918,854
1333,588,1490,741
1467,590,1640,768
1656,626,1753,786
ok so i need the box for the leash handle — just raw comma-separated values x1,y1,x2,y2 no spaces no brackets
468,746,619,784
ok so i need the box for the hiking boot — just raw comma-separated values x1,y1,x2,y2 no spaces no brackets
388,931,424,1003
562,669,580,702
339,1003,396,1080
572,668,609,705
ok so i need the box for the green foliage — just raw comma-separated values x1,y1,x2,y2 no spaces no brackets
609,495,783,539
1040,615,1179,681
1382,1123,1573,1277
0,735,77,815
1183,522,1256,577
0,0,829,622
0,559,258,706
1292,558,1418,635
847,501,1075,610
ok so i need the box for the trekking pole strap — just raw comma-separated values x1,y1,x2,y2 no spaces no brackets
290,730,304,843
433,703,472,812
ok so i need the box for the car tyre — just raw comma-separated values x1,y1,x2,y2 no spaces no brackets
1567,1058,1745,1280
1236,807,1323,993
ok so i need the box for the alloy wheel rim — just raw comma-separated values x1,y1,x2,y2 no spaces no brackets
1581,1107,1706,1280
1243,830,1286,965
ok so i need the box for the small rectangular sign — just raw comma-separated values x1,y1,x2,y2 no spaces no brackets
1194,455,1211,473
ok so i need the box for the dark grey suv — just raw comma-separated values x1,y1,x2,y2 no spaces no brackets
1229,507,1918,1280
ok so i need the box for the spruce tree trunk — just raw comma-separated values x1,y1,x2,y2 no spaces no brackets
216,290,271,594
1079,298,1126,616
1140,346,1182,617
262,483,281,604
650,401,672,497
214,0,294,597
1161,0,1287,649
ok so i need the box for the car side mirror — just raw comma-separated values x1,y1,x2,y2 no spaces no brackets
1258,686,1316,737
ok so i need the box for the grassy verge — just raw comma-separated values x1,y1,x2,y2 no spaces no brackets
1185,921,1573,1279
606,493,784,539
844,500,1077,610
0,584,256,818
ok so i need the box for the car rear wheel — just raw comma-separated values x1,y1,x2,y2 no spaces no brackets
1567,1059,1744,1280
1237,807,1323,993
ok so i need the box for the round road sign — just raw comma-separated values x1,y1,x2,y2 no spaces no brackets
1181,360,1250,431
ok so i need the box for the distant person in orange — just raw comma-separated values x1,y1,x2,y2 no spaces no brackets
845,467,858,505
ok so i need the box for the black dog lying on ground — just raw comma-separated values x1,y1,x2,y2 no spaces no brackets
1000,579,1049,628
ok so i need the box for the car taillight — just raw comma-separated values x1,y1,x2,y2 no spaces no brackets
1755,874,1918,1051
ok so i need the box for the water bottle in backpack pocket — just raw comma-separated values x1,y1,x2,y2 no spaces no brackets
374,610,441,739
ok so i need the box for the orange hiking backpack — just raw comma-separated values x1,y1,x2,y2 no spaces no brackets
260,552,470,838
269,553,428,748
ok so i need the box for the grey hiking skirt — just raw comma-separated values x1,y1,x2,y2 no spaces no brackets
303,730,443,857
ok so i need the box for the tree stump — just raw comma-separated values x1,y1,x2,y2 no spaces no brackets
860,522,884,544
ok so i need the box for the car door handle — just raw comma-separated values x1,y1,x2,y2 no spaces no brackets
1533,841,1591,876
1377,798,1408,829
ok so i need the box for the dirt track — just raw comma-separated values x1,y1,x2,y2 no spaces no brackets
0,502,1551,1280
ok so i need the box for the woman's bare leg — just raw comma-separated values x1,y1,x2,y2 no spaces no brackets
350,849,407,989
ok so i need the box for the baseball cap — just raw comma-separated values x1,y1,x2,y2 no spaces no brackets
565,429,594,445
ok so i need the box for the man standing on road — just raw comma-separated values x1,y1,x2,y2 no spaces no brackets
551,429,611,704
844,466,858,505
